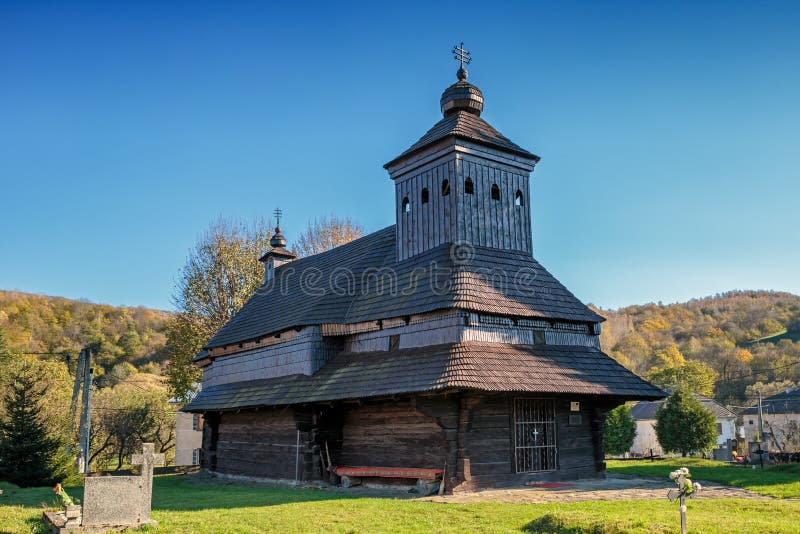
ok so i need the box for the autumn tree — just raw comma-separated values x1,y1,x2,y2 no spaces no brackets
165,215,364,402
654,387,717,456
165,218,272,402
293,215,363,257
646,359,718,397
90,374,175,469
745,380,796,400
603,404,637,455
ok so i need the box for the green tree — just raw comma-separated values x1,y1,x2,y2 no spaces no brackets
165,313,205,403
646,360,718,397
603,404,637,455
654,387,717,456
0,363,61,486
118,326,143,360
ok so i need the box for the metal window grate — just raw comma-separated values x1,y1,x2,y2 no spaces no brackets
514,398,557,473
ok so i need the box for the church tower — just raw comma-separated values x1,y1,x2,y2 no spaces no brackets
384,44,540,261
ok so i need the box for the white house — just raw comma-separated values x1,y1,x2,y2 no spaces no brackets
171,385,204,467
629,393,736,457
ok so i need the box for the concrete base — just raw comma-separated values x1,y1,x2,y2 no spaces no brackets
42,511,157,534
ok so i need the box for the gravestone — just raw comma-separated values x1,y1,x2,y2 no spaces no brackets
43,443,165,533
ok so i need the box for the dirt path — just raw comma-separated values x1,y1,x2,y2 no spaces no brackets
423,475,771,504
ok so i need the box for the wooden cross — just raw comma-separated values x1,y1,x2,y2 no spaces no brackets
667,470,699,534
452,42,471,69
531,428,540,442
132,443,165,522
274,207,283,227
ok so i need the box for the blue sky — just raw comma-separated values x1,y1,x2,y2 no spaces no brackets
1,1,798,311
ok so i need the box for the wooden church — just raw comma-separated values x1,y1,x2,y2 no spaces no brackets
185,48,663,491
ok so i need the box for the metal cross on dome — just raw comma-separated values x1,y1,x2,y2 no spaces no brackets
452,42,471,69
274,207,283,227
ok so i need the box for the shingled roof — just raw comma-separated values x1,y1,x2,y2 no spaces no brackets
384,110,538,168
742,388,800,415
184,342,664,412
631,392,735,420
204,226,604,350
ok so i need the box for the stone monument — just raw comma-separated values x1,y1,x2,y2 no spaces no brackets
43,443,165,533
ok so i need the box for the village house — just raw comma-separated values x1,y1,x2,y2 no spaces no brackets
743,388,800,453
171,387,204,467
185,51,664,491
628,393,737,458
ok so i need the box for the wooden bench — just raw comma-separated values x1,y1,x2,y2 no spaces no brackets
334,466,444,493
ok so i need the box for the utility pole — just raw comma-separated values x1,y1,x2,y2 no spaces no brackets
757,390,765,469
82,366,94,474
70,348,86,428
78,348,93,473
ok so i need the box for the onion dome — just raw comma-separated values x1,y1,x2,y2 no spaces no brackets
440,65,484,117
270,227,287,248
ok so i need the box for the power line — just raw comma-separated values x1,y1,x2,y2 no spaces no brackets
0,351,74,357
713,360,800,385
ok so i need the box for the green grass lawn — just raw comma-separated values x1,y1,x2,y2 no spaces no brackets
3,474,800,533
607,458,800,498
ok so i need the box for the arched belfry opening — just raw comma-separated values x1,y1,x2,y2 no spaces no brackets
402,197,410,213
515,190,524,206
491,184,500,201
442,179,450,196
421,188,429,204
464,178,474,195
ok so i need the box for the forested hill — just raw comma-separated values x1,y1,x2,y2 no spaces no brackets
2,288,799,405
594,290,800,404
0,290,170,379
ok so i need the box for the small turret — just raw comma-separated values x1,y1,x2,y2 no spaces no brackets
259,208,297,283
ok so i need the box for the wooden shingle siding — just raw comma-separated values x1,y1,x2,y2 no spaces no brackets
204,327,337,387
384,110,538,168
339,311,599,353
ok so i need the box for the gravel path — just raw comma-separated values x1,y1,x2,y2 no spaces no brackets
423,475,771,504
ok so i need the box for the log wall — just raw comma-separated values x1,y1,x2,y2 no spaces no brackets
203,393,618,490
338,398,454,469
214,409,306,480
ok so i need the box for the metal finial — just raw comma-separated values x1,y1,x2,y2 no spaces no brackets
452,42,471,81
273,207,283,228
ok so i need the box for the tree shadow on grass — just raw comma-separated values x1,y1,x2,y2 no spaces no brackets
151,473,412,512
